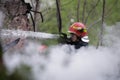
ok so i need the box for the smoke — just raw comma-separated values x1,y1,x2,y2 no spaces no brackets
3,23,120,80
24,0,55,11
40,0,55,10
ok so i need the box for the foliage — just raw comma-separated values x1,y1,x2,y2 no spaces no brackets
37,0,120,45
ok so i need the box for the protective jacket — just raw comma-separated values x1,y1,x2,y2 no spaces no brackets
66,38,88,49
59,34,89,49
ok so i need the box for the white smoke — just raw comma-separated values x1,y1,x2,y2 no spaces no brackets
40,0,55,11
3,23,120,80
24,0,55,11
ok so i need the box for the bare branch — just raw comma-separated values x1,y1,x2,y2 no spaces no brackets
87,17,102,30
88,0,118,30
84,0,100,24
105,0,118,16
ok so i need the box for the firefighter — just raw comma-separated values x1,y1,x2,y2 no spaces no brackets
59,22,89,49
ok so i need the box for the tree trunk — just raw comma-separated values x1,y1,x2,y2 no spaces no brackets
1,0,32,51
0,0,33,79
82,0,87,23
56,0,62,34
34,0,40,31
97,0,106,48
76,0,81,22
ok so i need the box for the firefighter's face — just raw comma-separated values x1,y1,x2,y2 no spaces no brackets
70,33,78,42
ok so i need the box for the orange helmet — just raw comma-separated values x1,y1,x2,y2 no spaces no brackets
68,22,87,37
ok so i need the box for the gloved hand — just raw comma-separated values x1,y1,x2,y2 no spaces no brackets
58,33,68,44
